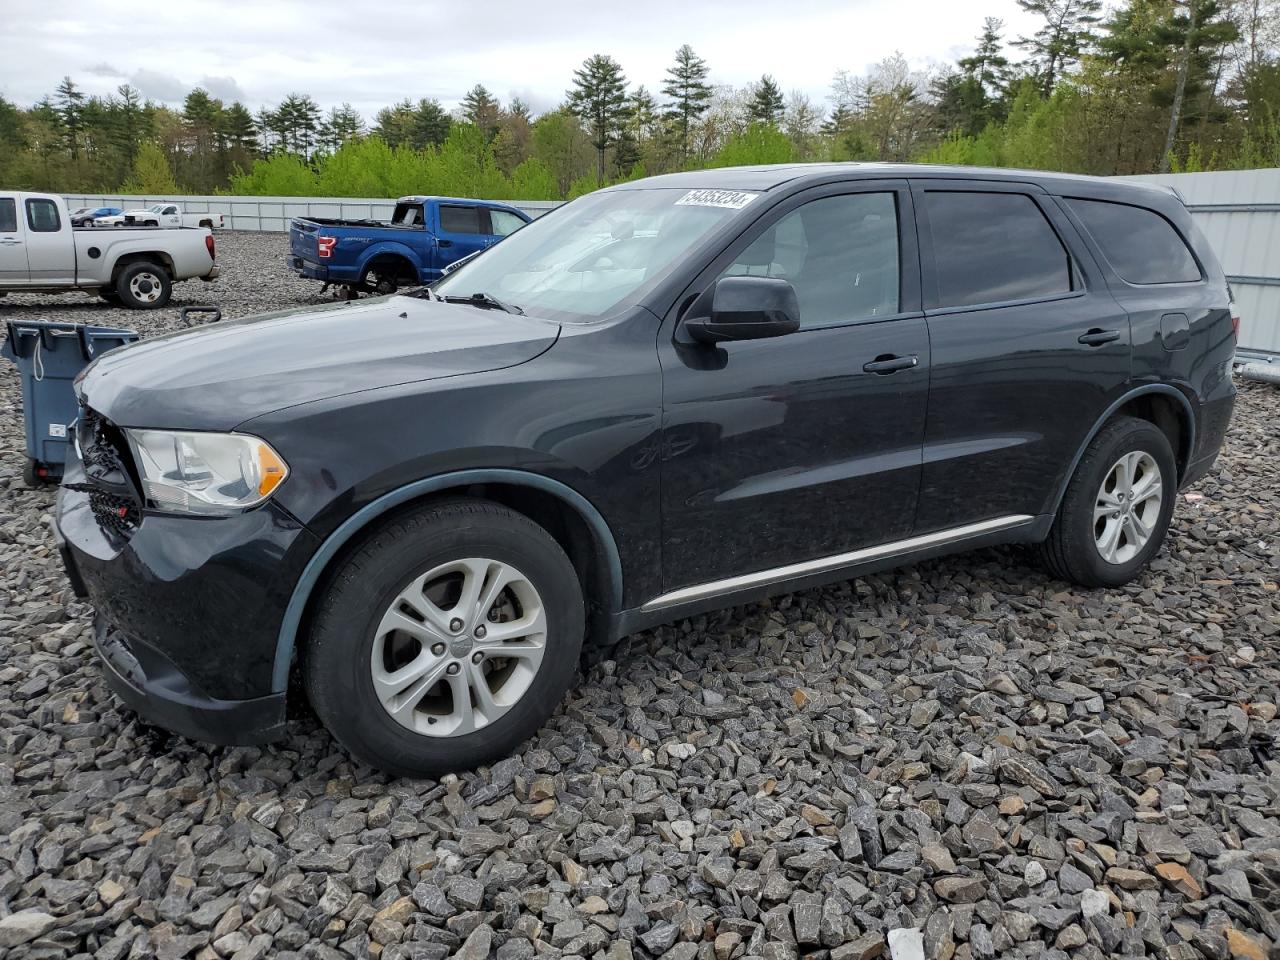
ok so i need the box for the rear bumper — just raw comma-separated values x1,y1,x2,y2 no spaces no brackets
202,265,221,281
289,256,329,281
1182,390,1235,488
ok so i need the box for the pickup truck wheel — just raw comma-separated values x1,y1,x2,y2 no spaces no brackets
1039,416,1176,588
303,499,584,777
116,262,172,309
144,220,158,227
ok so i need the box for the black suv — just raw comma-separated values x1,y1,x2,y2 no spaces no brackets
56,164,1237,776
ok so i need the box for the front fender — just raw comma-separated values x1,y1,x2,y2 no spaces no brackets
269,468,623,692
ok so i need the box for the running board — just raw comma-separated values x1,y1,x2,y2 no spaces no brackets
641,514,1034,612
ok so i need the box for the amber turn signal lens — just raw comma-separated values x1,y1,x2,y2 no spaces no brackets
257,444,288,496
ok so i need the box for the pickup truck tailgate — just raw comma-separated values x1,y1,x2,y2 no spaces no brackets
289,219,320,262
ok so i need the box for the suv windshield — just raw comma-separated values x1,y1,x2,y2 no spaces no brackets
433,187,761,322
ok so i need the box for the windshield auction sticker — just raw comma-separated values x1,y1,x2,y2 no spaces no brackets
675,189,760,210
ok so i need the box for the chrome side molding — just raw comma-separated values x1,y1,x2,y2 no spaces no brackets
641,514,1034,612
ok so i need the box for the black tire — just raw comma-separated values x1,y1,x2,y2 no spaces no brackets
304,499,585,777
360,265,398,296
1039,416,1177,587
144,220,158,227
115,261,172,309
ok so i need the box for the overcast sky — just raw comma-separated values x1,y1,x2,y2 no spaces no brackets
2,0,1043,119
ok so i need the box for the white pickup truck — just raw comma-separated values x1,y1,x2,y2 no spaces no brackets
96,203,225,230
0,192,220,308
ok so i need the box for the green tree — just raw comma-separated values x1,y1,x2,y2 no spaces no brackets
121,140,179,193
222,101,258,152
373,100,416,148
710,122,794,166
413,98,452,148
960,18,1011,102
55,76,85,159
567,54,629,180
462,84,501,140
1014,0,1103,94
748,74,785,126
320,103,364,152
662,44,713,165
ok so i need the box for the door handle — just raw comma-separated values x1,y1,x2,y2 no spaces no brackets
862,354,919,374
0,238,22,245
437,239,453,248
1078,328,1121,346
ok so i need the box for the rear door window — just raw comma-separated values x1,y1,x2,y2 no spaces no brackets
0,198,16,233
25,198,61,232
923,190,1073,309
439,205,484,235
1066,198,1201,284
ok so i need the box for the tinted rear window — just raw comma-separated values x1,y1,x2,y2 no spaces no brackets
925,191,1073,308
0,198,15,233
439,205,483,234
1066,198,1201,284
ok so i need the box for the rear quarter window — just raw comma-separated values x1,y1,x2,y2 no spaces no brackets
0,198,16,233
1065,197,1201,284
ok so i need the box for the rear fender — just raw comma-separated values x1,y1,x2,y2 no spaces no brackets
356,240,426,282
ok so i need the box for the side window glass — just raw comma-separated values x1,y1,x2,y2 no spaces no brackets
721,192,900,328
490,209,527,236
439,205,483,235
25,199,61,233
0,198,16,233
925,191,1073,308
1066,198,1200,284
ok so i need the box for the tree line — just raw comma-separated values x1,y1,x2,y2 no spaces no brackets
0,0,1276,202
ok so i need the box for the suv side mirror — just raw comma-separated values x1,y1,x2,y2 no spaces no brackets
686,276,801,344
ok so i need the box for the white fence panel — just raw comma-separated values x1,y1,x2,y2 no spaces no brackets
1122,169,1280,359
63,194,562,232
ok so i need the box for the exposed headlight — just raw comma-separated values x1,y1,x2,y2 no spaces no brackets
127,429,288,514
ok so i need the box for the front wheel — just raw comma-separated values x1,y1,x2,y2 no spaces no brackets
115,262,172,309
1039,416,1177,587
304,499,584,777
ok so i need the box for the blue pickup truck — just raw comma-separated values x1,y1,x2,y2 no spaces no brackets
288,196,532,296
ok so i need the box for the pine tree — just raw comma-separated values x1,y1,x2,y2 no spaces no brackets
462,85,501,140
112,84,146,165
960,18,1011,100
320,104,364,152
373,100,416,148
221,102,258,152
413,98,451,147
55,76,85,158
662,44,713,166
1014,0,1103,95
567,54,629,180
748,75,786,126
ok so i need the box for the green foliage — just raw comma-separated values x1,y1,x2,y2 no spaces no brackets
228,152,318,195
748,75,785,126
122,141,179,194
709,123,795,167
662,44,713,165
567,54,629,180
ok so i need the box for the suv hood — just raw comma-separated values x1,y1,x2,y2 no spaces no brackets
79,295,560,431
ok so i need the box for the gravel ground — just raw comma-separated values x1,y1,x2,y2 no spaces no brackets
1,232,1278,960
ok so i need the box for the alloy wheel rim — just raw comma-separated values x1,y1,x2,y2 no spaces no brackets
1094,450,1162,565
129,273,162,303
370,557,547,737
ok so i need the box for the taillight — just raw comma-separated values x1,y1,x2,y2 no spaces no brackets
317,236,337,258
205,234,215,261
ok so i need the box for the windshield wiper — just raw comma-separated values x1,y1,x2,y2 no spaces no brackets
439,292,524,315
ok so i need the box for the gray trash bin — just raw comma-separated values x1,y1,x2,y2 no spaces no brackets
2,320,139,485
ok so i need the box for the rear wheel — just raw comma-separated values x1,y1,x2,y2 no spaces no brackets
360,264,399,296
1040,416,1176,587
304,499,584,777
115,262,172,309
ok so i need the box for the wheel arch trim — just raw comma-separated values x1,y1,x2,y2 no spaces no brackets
271,468,623,692
1048,383,1196,517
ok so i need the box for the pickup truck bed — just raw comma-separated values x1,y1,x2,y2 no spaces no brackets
288,196,531,295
